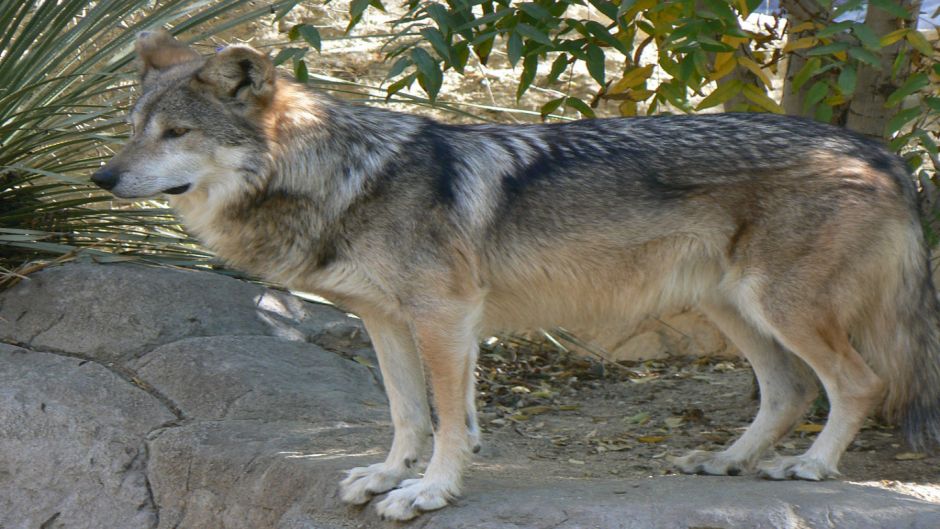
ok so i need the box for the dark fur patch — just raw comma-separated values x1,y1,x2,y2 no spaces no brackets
426,124,458,206
502,146,554,199
232,59,254,97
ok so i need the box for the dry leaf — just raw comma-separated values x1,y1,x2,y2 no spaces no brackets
794,423,824,433
664,417,684,429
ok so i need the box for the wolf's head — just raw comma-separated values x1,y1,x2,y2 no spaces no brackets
91,30,275,199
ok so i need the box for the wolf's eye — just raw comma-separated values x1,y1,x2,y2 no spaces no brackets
163,127,190,139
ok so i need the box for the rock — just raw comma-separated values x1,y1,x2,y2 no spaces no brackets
0,343,174,529
146,420,381,529
132,335,386,422
421,477,940,529
0,262,368,363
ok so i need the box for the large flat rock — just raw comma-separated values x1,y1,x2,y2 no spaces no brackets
0,262,368,362
0,343,174,529
132,335,386,422
146,418,940,529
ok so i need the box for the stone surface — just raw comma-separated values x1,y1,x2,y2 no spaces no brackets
0,343,174,529
0,261,367,362
132,335,385,423
2,262,938,529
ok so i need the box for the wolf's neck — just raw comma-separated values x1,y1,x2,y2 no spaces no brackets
170,80,418,287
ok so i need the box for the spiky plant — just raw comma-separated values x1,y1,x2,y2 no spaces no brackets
0,0,297,275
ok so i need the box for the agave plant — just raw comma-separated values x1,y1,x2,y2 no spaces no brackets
0,0,298,275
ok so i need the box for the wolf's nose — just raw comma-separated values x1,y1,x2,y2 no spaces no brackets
91,167,120,190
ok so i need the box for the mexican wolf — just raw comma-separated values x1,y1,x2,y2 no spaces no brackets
92,30,940,521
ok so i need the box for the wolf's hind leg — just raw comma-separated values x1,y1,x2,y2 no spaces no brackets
758,316,883,480
340,315,432,505
375,301,480,521
674,301,817,476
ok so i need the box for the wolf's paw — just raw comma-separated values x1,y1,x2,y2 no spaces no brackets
758,455,839,481
339,463,414,505
672,450,749,476
374,477,454,521
469,427,482,454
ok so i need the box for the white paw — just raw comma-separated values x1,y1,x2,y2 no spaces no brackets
758,455,839,481
672,450,750,476
339,463,414,505
374,477,454,521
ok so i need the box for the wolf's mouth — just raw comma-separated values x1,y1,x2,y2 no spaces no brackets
163,184,192,195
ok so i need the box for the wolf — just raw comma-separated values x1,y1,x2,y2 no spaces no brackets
91,30,940,521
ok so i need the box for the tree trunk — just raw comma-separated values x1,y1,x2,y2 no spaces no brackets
844,0,922,138
780,0,825,117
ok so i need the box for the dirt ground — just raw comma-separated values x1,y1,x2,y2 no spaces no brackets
472,342,940,502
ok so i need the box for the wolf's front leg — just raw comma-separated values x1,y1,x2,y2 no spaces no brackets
374,303,480,521
340,315,432,505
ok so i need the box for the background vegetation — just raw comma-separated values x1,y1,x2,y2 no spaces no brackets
1,0,938,284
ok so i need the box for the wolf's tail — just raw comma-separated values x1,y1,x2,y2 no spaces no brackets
857,215,940,448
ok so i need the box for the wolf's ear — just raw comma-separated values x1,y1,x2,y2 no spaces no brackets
193,46,276,109
136,30,201,84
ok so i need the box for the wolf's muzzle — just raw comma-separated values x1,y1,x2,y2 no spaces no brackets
91,167,120,191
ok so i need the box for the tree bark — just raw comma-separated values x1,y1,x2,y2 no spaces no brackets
780,0,826,117
844,0,922,138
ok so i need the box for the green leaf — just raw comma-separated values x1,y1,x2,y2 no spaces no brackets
848,46,881,67
792,57,822,92
851,23,881,50
701,0,736,22
297,25,321,52
386,72,416,99
564,96,595,118
452,41,470,72
885,106,921,135
837,65,857,96
515,22,553,46
547,53,569,83
696,79,743,110
806,41,850,56
584,20,629,54
587,0,618,21
906,31,934,56
519,2,552,21
474,32,496,64
585,44,606,85
814,102,833,123
421,27,454,66
386,56,412,79
508,31,523,66
294,59,308,83
816,21,853,38
350,0,371,20
347,0,372,32
516,53,539,100
804,80,829,112
885,73,929,107
869,0,910,18
273,47,306,66
540,97,565,119
425,3,453,33
411,48,443,100
926,96,940,112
